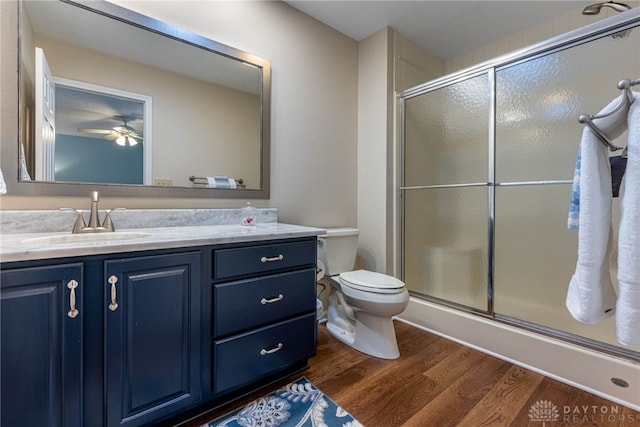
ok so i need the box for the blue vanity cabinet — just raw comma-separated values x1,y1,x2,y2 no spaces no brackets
0,263,84,427
103,251,202,427
0,231,321,426
212,238,317,396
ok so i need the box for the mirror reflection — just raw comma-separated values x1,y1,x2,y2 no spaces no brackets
54,83,147,185
20,0,267,191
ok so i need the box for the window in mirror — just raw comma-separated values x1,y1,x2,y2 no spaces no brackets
54,82,149,185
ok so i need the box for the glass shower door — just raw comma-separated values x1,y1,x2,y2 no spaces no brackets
494,28,640,349
402,73,490,312
401,13,640,358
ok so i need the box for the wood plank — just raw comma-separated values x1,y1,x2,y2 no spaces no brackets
513,377,584,427
309,320,443,401
336,338,462,426
456,365,544,427
401,352,511,426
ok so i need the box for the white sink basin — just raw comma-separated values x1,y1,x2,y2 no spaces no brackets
23,231,153,245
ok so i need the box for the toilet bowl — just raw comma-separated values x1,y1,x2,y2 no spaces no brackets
326,269,409,359
317,228,409,360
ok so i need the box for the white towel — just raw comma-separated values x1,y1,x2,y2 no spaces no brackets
566,95,627,324
568,95,629,229
206,176,237,189
566,127,618,323
616,92,640,347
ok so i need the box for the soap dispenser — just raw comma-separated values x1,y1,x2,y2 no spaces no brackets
241,202,257,226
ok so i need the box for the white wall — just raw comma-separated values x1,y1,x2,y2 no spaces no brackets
2,1,359,229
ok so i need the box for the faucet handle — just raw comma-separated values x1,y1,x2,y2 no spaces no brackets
101,208,125,232
60,208,87,234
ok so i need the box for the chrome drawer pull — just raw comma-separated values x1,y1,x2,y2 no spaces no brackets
259,343,283,356
67,280,79,319
260,254,284,263
261,294,284,305
107,275,119,312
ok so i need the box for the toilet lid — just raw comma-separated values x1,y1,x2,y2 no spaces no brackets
339,270,406,294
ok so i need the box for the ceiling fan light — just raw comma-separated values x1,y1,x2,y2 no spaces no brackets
116,135,126,146
127,136,138,146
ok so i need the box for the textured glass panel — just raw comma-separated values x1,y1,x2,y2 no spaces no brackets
404,74,489,187
495,185,623,348
496,29,640,182
403,186,488,311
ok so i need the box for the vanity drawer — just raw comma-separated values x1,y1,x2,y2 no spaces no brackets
214,268,316,337
213,239,316,280
212,313,316,396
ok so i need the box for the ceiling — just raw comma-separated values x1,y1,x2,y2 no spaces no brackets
283,1,593,59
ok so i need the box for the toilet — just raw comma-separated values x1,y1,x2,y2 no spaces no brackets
317,228,409,359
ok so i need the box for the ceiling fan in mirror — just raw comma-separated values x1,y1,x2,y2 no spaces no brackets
77,115,142,147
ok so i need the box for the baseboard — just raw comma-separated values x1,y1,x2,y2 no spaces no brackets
397,297,640,411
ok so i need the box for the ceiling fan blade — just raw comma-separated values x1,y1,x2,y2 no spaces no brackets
78,128,113,134
105,134,119,140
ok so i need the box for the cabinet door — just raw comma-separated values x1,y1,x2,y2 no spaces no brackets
1,263,83,427
104,252,201,427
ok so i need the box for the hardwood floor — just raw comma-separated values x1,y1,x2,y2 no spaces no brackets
182,321,640,426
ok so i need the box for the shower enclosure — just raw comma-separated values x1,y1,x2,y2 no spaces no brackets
400,10,640,360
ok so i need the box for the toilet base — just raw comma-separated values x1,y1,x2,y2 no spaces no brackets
327,311,401,360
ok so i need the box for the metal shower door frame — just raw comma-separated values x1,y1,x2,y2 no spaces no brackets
398,8,640,360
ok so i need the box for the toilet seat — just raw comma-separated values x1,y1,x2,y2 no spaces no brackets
339,269,406,294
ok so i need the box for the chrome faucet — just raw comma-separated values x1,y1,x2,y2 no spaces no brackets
61,191,124,233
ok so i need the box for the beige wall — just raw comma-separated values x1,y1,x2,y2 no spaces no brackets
356,27,445,274
1,0,359,229
394,32,444,93
445,2,640,73
356,28,391,272
101,0,359,227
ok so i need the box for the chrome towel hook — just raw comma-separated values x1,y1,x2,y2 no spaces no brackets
578,77,639,150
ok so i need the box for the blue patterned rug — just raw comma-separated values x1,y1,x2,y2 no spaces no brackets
205,377,364,427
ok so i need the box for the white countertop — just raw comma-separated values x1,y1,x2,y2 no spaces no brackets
0,223,325,263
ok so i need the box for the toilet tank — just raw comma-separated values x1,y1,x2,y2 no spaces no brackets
318,228,359,276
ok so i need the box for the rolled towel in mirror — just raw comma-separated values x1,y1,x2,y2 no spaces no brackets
0,168,7,195
206,176,237,189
